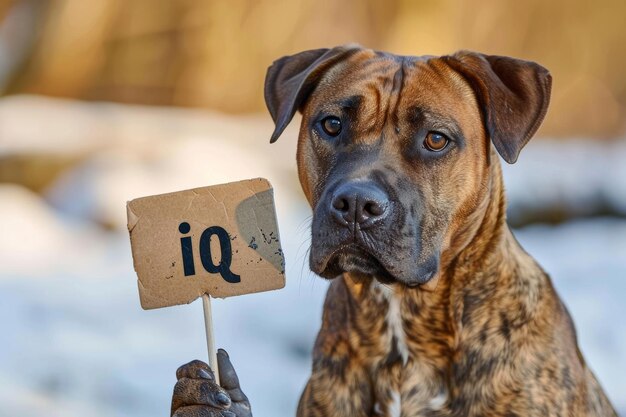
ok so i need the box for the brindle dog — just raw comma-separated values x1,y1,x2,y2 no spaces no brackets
170,46,618,417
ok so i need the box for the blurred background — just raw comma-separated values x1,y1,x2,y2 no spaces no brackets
0,0,624,416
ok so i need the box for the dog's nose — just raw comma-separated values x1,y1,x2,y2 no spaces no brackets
330,182,389,227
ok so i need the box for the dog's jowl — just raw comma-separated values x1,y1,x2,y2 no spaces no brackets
265,46,617,417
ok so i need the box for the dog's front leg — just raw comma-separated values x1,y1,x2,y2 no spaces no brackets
296,359,373,417
295,279,377,417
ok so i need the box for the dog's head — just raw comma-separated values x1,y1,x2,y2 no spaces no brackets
265,45,551,287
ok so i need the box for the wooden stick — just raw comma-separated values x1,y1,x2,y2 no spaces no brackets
202,293,219,384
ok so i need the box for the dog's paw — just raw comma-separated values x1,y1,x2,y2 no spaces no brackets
171,349,252,417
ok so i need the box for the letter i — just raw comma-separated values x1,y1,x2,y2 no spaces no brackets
179,222,195,276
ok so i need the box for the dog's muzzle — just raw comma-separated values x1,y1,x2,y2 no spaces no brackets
310,179,439,287
310,180,397,282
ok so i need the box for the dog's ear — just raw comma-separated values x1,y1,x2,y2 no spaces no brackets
443,51,552,163
264,45,360,143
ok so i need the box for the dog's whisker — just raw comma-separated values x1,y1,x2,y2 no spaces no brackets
298,245,313,296
295,215,313,235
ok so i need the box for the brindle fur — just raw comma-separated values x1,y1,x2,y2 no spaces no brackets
265,46,617,417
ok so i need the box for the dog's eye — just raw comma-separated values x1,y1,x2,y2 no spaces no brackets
321,116,342,137
424,132,449,152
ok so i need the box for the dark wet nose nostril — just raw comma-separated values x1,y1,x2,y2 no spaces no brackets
333,197,349,212
363,201,384,217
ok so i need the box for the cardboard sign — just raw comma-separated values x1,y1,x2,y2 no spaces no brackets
127,178,285,309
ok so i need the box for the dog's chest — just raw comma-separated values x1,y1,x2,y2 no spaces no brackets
372,367,450,417
369,284,450,417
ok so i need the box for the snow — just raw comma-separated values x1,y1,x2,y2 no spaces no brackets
0,96,624,416
502,139,626,224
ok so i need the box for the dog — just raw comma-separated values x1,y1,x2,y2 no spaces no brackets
170,46,618,417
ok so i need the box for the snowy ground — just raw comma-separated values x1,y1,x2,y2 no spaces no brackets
0,96,624,416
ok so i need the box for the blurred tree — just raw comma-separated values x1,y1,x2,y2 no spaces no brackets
1,0,625,138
